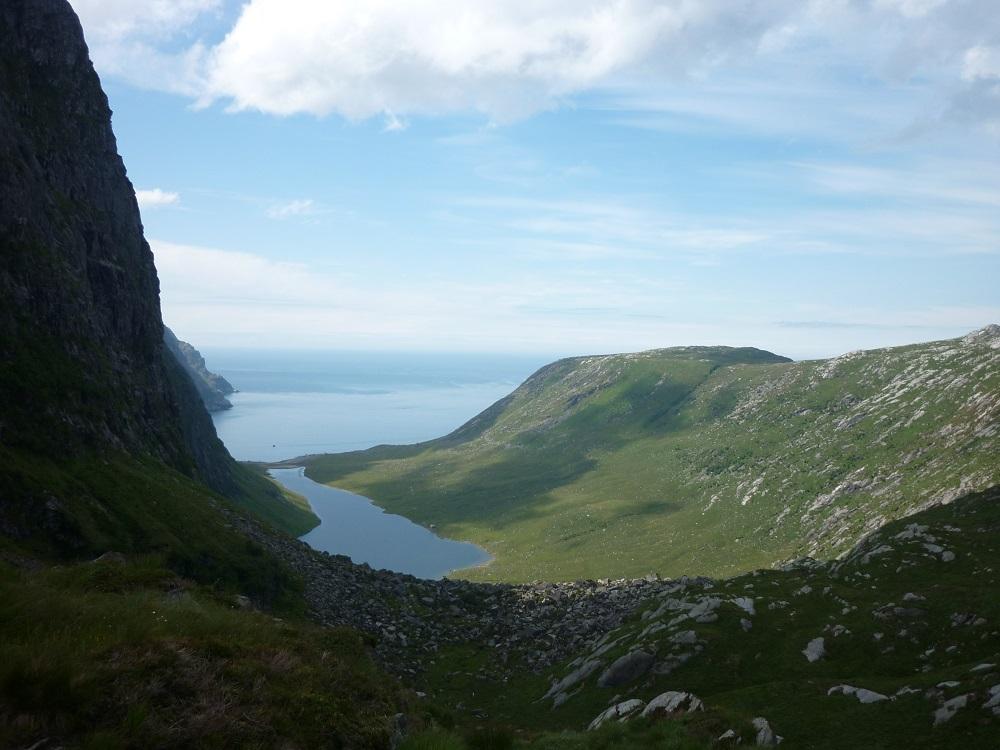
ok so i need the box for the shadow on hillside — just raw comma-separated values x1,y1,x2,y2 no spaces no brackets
297,348,794,533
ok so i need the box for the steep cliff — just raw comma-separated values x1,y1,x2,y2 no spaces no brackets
0,0,316,547
164,326,234,412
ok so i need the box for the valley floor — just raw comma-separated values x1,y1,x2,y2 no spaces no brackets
4,482,998,748
237,484,1000,748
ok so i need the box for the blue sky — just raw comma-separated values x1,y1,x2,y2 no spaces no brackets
70,0,1000,359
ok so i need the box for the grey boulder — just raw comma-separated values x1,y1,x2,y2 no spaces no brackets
641,691,704,717
597,650,655,688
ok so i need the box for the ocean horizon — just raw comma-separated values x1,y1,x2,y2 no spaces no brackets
206,349,550,462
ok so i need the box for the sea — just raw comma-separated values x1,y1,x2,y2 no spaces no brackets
206,349,548,463
206,349,548,578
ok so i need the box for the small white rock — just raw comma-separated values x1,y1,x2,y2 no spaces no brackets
933,694,970,726
641,691,704,717
802,637,826,663
588,699,645,730
827,685,890,704
752,717,783,746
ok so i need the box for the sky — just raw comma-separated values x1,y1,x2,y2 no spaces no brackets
69,0,1000,359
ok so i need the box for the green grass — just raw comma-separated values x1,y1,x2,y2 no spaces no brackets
238,461,319,537
401,721,710,750
298,335,999,582
414,486,1000,749
0,556,406,749
0,446,306,609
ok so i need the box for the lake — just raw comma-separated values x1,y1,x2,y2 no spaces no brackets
271,467,490,579
206,349,547,577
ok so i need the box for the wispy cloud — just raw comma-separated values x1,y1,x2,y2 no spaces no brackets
135,188,180,208
383,112,408,132
798,161,1000,209
71,0,221,42
150,239,997,358
456,196,771,257
150,239,708,352
778,321,924,331
265,199,319,220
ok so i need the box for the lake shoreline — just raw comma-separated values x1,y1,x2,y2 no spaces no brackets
268,467,492,580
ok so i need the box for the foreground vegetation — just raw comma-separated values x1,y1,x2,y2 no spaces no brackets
299,332,999,582
3,484,996,748
0,447,310,608
0,556,405,749
408,486,1000,748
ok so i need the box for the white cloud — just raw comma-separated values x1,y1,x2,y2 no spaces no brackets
135,188,180,208
71,0,221,42
150,239,707,352
799,161,1000,209
70,0,219,95
150,239,997,357
873,0,947,19
199,0,795,119
383,112,409,132
963,45,1000,81
195,0,999,132
265,199,318,220
71,0,1000,138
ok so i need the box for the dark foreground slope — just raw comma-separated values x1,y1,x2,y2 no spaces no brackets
0,4,403,747
301,333,999,581
0,0,316,545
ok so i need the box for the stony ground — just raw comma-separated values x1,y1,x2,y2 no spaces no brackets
232,483,1000,747
229,503,699,677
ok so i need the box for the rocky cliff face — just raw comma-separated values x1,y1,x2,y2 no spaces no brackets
0,0,243,496
164,327,234,412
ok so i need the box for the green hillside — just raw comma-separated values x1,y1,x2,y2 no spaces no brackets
299,330,1000,582
413,484,1000,749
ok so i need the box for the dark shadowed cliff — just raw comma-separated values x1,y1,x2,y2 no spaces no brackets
0,0,316,545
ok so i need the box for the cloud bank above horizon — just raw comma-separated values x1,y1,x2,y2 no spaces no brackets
71,0,1000,134
152,239,998,358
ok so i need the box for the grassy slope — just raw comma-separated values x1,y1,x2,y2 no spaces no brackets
0,556,406,750
0,450,395,749
4,470,993,749
238,462,319,537
0,446,308,609
301,333,999,582
414,486,1000,749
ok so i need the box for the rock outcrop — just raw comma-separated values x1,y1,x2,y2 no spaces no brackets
164,326,234,412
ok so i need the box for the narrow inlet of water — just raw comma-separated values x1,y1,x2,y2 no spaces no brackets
269,467,490,580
